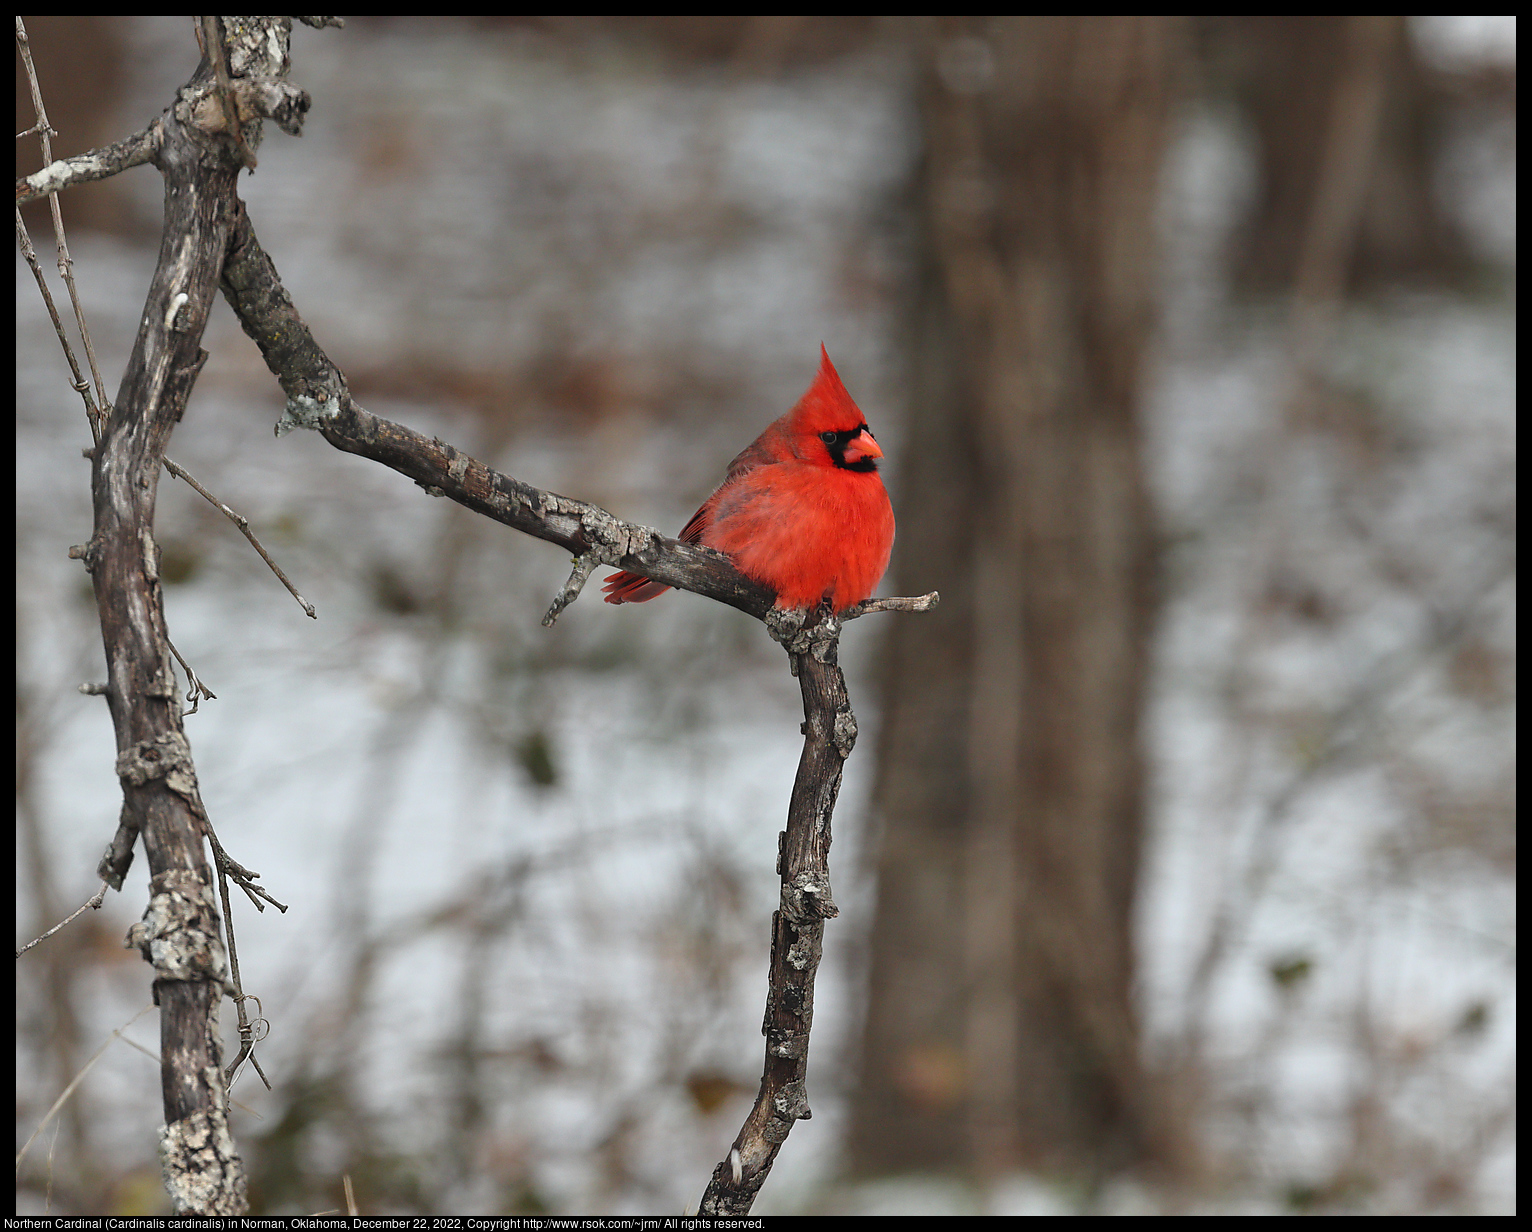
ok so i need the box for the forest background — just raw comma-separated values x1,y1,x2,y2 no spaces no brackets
16,15,1515,1216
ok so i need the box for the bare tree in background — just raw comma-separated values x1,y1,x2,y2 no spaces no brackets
850,17,1186,1179
1211,15,1481,296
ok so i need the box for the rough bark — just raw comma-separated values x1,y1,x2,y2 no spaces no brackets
30,17,933,1215
700,614,852,1214
80,16,316,1215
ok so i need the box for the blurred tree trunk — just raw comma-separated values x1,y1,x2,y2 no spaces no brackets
1211,16,1477,296
849,17,1184,1178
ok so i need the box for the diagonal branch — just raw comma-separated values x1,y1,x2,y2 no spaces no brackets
16,16,120,438
217,204,779,621
160,454,317,619
20,10,945,1221
215,204,938,1213
14,881,110,959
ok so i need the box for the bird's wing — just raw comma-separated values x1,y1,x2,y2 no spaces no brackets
722,421,791,483
677,500,711,544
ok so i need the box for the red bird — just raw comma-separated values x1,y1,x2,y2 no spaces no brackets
602,346,895,613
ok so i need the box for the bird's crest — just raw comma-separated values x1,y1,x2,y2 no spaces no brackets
791,344,865,436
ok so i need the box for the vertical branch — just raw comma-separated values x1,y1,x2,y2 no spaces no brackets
89,92,245,1204
78,16,310,1216
700,613,851,1215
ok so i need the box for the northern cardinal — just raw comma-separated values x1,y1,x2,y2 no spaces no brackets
602,346,895,613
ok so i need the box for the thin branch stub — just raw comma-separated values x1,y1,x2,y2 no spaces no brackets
542,551,601,627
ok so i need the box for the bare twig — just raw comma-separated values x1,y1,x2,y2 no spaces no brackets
167,637,218,715
843,590,940,617
14,124,161,208
14,211,103,440
211,829,275,1094
15,1003,156,1171
14,881,110,958
201,814,289,917
162,455,317,618
16,18,117,432
542,552,601,626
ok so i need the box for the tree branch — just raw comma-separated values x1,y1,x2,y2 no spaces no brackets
844,591,940,617
215,200,939,1212
66,15,326,1217
15,123,163,206
22,7,939,1209
699,606,851,1213
14,881,110,958
23,10,943,1219
16,15,118,439
217,205,780,621
87,85,247,1198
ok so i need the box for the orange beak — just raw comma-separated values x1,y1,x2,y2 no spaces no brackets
842,428,883,463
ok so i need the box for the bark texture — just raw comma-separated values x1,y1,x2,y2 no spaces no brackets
700,616,852,1213
83,16,313,1214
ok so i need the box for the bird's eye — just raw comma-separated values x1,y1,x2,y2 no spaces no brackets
820,431,837,444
